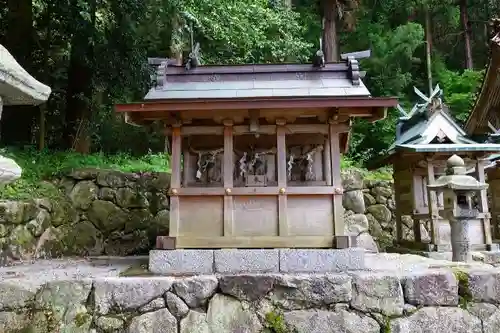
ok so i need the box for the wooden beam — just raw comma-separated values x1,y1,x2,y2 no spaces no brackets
164,124,333,136
323,134,332,186
175,186,341,196
115,96,398,113
169,125,182,237
475,158,493,245
165,236,336,249
277,118,288,236
329,123,345,241
223,119,234,237
182,148,191,187
425,159,440,246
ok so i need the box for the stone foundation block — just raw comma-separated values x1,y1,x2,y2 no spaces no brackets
214,249,279,274
467,271,500,303
351,272,404,316
403,270,459,306
149,250,214,275
279,248,365,273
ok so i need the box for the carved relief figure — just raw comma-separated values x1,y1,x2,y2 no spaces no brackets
235,147,276,186
190,147,224,184
287,145,323,181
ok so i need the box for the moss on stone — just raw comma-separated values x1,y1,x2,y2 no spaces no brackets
264,310,298,333
383,316,391,333
453,269,472,309
74,312,91,327
119,263,155,277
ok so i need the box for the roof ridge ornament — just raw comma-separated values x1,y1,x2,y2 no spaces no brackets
312,38,325,68
340,50,370,85
185,42,201,71
412,84,443,115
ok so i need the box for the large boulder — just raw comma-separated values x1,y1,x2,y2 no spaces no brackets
342,190,365,214
0,155,22,185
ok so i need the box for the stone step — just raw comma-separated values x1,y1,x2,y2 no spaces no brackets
149,248,366,275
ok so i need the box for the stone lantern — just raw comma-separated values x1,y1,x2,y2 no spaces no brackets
428,154,489,262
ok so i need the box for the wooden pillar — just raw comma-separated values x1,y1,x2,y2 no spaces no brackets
169,124,182,238
323,135,332,186
474,158,493,245
426,159,440,248
329,123,345,243
223,119,234,237
276,119,288,236
488,165,500,240
182,147,190,187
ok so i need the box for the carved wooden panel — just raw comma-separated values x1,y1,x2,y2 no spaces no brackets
178,196,224,236
233,196,278,236
287,196,334,236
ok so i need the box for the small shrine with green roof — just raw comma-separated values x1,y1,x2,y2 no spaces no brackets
373,84,500,254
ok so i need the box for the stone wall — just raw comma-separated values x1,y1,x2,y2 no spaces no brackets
0,168,404,262
0,169,170,262
1,269,499,333
342,170,398,251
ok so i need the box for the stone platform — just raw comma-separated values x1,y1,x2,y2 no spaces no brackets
148,248,366,275
0,253,500,333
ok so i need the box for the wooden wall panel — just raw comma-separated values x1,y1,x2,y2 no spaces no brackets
178,196,224,237
287,195,334,236
233,196,279,236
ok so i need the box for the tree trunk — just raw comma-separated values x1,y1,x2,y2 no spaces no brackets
63,0,95,153
39,1,52,151
459,0,473,69
322,0,339,62
424,7,433,95
1,0,36,146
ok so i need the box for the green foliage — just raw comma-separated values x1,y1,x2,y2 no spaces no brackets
264,310,298,333
0,0,495,170
437,68,484,123
453,269,472,309
0,147,170,200
341,156,393,180
182,0,313,64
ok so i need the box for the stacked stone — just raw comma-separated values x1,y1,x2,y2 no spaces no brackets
342,169,432,251
0,169,171,263
2,269,500,332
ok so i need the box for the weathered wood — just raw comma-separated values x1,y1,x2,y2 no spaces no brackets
169,126,182,237
323,136,332,186
156,236,176,250
425,160,440,246
175,186,341,196
277,119,288,236
182,149,191,187
475,158,493,245
165,124,334,136
168,236,335,248
223,120,234,237
329,123,344,239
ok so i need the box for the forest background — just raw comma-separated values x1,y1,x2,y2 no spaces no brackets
0,0,499,198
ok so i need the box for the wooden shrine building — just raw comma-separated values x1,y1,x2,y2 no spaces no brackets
373,85,500,254
465,18,500,240
115,57,397,249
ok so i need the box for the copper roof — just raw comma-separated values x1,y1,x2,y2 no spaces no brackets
145,61,368,101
